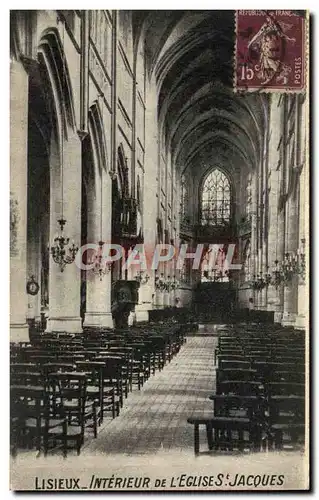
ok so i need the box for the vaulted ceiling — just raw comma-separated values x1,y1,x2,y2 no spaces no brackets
133,10,269,178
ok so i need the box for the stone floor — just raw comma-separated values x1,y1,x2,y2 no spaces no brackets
83,336,217,455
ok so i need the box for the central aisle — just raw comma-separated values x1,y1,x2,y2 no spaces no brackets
83,336,217,455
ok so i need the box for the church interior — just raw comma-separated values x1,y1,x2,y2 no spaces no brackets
10,10,308,485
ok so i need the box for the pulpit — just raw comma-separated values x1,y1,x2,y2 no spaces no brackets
111,280,140,328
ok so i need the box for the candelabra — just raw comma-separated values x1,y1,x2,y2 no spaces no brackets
252,274,266,291
280,252,297,284
90,241,112,281
50,218,78,272
135,271,150,285
166,275,180,291
270,260,282,289
268,239,306,287
263,266,272,286
296,238,306,281
155,273,167,292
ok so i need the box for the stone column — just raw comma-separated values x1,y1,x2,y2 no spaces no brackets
83,169,114,329
35,235,43,323
139,77,158,314
10,60,29,342
295,96,308,330
46,132,83,333
154,289,164,309
267,94,284,322
281,193,299,327
259,134,268,311
26,231,41,322
163,290,170,307
250,171,258,309
274,205,286,324
267,170,284,321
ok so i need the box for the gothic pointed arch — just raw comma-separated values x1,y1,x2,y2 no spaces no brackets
37,27,77,142
88,100,109,178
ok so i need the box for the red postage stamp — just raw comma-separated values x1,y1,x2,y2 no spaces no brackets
235,10,307,92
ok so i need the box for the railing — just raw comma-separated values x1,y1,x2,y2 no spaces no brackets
194,223,237,240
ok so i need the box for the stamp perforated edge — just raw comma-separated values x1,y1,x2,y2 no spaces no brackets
233,10,309,94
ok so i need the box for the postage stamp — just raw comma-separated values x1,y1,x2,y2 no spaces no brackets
235,10,307,92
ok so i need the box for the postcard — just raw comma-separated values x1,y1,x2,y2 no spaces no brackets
10,9,309,491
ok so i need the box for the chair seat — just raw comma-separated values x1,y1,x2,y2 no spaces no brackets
271,422,305,430
102,385,115,392
25,417,65,428
87,386,100,396
64,400,82,408
187,416,251,427
47,424,81,437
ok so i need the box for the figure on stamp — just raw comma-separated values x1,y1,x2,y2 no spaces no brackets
247,14,296,85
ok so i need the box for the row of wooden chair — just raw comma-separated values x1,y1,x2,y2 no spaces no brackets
10,323,189,457
188,325,306,455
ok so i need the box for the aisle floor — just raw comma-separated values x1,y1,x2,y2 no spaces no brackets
83,335,217,455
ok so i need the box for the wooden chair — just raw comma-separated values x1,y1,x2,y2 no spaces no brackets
266,382,305,397
187,416,261,455
217,380,263,397
108,347,134,396
75,360,116,422
48,372,96,453
10,384,68,457
219,360,251,370
216,368,257,388
264,395,305,450
209,394,265,421
95,357,122,412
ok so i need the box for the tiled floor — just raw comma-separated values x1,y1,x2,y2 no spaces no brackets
83,335,218,455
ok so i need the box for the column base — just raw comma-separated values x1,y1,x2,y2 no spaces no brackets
294,314,306,330
83,312,114,329
163,293,170,307
128,311,136,326
274,311,283,324
10,323,29,343
154,290,164,308
46,316,83,334
135,309,149,323
281,312,297,327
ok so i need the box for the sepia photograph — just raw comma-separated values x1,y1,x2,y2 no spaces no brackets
9,8,309,491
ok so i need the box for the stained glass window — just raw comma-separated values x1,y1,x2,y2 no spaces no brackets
201,169,231,226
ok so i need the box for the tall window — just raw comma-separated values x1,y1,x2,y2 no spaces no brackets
201,169,231,226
